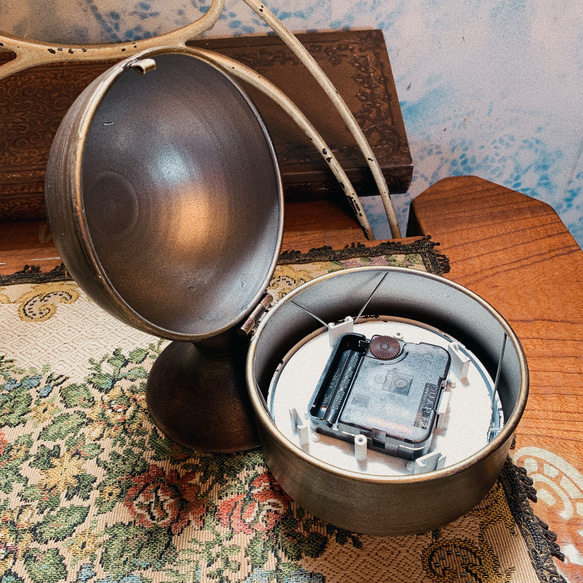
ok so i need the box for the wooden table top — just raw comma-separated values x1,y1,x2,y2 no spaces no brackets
1,174,581,577
409,175,583,579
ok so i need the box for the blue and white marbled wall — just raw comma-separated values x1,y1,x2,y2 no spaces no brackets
2,0,582,246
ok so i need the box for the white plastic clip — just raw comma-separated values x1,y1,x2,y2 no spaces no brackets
354,434,368,461
436,388,451,432
328,316,354,346
290,408,309,447
407,451,446,474
447,342,470,381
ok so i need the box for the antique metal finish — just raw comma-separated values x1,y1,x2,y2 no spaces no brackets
0,0,225,79
45,47,284,452
147,331,258,452
247,267,529,535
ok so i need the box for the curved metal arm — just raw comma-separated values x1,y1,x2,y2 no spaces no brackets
241,0,402,238
0,0,224,79
190,47,375,239
0,0,401,239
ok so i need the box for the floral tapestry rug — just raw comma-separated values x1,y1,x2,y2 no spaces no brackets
0,238,565,583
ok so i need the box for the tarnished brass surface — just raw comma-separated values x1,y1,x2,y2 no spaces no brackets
45,48,283,451
147,331,258,453
247,267,528,535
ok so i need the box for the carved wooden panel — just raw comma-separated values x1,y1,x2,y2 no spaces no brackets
0,29,412,220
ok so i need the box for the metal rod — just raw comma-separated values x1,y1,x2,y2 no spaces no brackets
291,271,389,329
290,300,330,329
489,332,508,439
0,0,401,238
0,0,224,79
241,0,402,239
191,47,375,239
355,273,389,323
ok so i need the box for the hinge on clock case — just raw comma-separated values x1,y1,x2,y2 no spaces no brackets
240,292,274,336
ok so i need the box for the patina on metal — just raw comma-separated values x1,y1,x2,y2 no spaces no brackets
247,267,529,535
45,47,284,452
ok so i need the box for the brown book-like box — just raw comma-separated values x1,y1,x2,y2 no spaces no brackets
0,29,412,221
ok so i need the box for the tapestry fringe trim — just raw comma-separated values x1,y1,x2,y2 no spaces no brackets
279,235,450,275
500,459,567,582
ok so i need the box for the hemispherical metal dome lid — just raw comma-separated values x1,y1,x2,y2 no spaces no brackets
45,47,284,342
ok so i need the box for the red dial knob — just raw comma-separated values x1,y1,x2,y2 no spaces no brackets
369,335,401,360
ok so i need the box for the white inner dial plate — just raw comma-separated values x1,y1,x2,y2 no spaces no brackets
267,317,503,476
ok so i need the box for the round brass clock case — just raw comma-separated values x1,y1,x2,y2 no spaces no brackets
247,267,528,535
45,47,284,452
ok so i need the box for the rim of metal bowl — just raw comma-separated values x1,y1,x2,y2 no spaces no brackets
60,46,284,341
246,266,529,485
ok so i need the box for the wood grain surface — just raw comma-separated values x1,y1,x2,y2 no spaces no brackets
409,175,583,578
